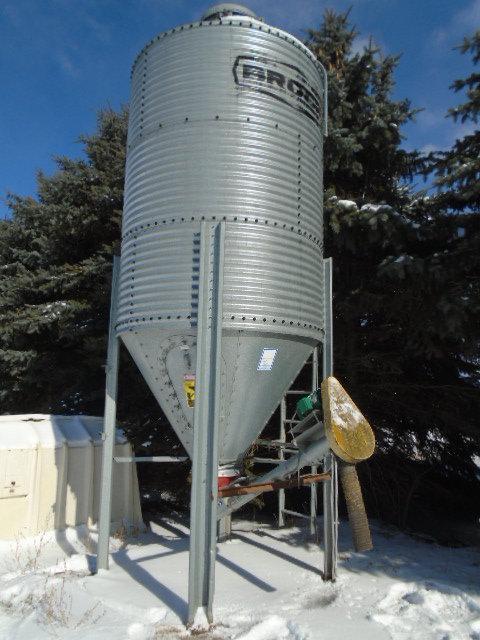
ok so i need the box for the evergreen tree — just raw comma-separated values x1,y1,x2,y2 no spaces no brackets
0,108,189,503
306,10,421,206
303,14,479,531
0,109,127,413
404,30,480,471
412,30,480,472
432,31,480,212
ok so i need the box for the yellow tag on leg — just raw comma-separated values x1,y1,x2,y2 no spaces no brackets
183,374,196,408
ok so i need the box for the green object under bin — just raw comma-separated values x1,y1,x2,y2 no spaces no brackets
296,388,322,420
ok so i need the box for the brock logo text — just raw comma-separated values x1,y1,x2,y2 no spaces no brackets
232,56,321,123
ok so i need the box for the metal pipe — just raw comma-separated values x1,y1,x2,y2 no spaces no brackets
322,257,338,581
277,397,287,527
254,442,299,455
113,456,188,463
283,390,312,395
310,345,320,535
217,506,232,542
218,472,330,498
97,257,121,572
218,434,330,519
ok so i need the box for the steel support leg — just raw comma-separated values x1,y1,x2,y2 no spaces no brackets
310,346,319,535
188,222,225,626
322,257,338,580
97,256,121,572
217,511,231,542
277,397,286,527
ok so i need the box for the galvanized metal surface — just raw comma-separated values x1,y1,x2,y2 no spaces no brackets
113,456,188,463
278,396,287,527
188,222,224,625
217,511,232,542
201,4,258,20
322,257,338,581
97,257,121,572
217,434,330,519
322,259,334,378
118,13,326,465
310,346,319,535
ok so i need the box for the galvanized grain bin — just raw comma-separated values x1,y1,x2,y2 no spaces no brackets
118,4,327,466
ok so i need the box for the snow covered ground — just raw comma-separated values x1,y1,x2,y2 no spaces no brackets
0,516,479,640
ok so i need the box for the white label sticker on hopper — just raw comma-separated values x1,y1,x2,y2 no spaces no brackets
257,348,278,371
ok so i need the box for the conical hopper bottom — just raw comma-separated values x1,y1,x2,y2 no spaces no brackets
120,327,317,465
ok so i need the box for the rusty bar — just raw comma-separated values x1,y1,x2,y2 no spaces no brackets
218,473,331,498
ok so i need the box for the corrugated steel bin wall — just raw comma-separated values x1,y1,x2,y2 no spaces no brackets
118,18,326,340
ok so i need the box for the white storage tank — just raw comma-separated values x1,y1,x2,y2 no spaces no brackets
0,415,143,540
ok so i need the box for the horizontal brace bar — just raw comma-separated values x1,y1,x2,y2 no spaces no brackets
255,439,298,452
218,473,330,498
282,509,314,520
285,390,311,395
250,448,313,461
113,456,189,463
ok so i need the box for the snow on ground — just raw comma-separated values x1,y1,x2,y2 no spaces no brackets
0,517,478,640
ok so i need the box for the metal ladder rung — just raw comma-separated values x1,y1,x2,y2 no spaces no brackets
254,440,298,453
255,438,297,447
278,345,320,534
